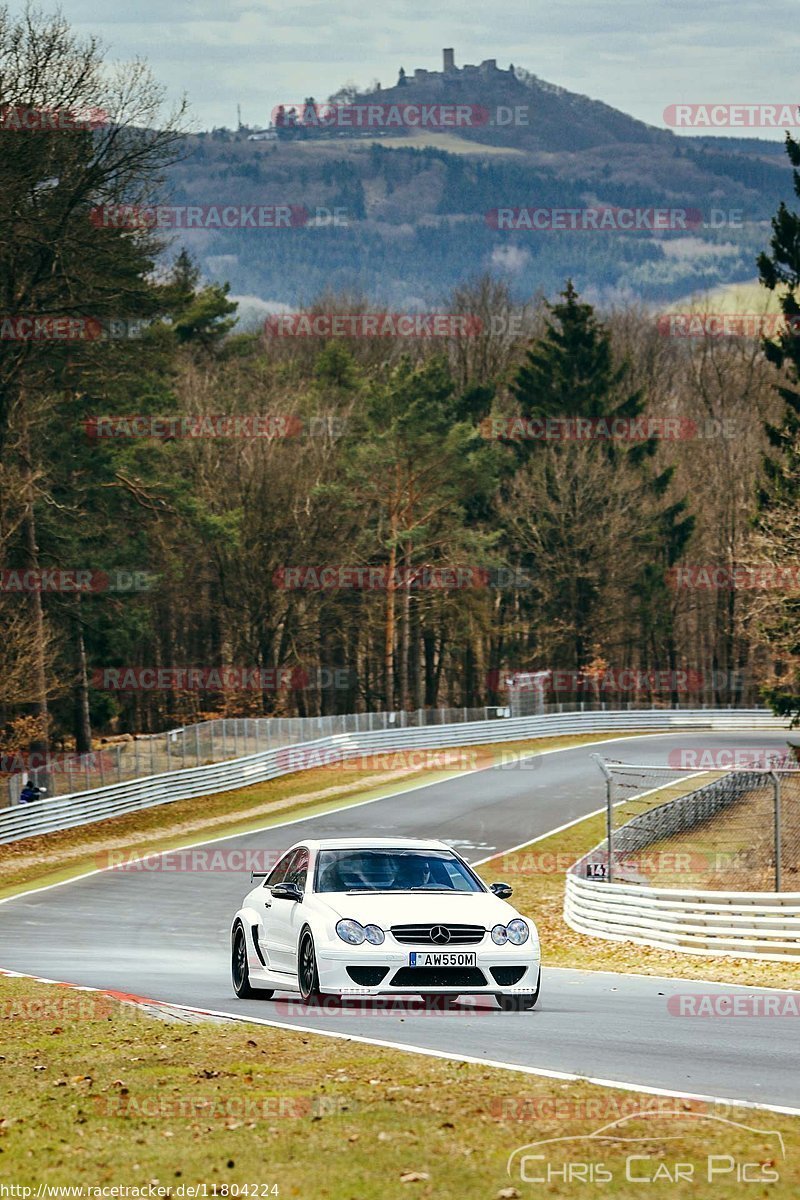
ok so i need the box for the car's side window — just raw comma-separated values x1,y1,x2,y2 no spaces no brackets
265,849,297,888
285,848,309,893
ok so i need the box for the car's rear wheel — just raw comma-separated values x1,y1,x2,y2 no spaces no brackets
232,925,273,1000
495,969,540,1011
298,929,325,1003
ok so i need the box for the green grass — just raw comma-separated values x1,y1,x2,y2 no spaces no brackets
1,975,798,1197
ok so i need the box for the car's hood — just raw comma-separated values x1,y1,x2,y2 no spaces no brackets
316,889,522,929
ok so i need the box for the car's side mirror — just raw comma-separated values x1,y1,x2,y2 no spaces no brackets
271,881,303,902
490,881,513,899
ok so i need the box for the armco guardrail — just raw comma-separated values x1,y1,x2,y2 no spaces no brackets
564,874,800,961
0,707,789,846
565,764,800,962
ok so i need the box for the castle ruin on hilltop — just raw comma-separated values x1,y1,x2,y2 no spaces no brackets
398,49,515,87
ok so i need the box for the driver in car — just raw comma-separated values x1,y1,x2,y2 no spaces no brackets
397,856,440,889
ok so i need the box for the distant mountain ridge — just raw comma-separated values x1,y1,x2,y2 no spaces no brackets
326,51,671,152
171,51,794,308
272,49,671,153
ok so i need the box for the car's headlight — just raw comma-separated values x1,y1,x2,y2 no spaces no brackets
336,919,365,945
491,924,508,945
506,918,529,945
364,924,384,945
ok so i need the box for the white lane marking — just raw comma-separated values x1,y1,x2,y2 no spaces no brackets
472,808,606,865
107,995,800,1119
0,729,687,906
1,963,798,1117
1,729,797,1113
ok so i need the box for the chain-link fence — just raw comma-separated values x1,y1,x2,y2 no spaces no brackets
587,752,800,892
2,705,506,807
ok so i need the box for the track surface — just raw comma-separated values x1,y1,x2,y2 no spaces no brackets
1,731,798,1110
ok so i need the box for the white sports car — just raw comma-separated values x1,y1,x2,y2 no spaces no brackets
230,837,541,1010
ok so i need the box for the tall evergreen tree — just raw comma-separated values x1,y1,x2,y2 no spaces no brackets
756,134,800,722
506,281,694,679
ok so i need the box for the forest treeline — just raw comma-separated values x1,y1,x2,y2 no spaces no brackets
1,8,799,759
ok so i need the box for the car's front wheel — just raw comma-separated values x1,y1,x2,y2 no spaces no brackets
495,970,540,1011
231,925,273,1000
298,929,325,1003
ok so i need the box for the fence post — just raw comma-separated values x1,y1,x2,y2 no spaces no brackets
591,754,614,884
166,734,172,772
195,724,201,767
771,771,782,893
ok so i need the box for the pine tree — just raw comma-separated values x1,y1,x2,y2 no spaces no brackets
507,281,694,680
755,134,800,722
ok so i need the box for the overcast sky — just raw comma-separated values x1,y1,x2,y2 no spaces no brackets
55,0,800,139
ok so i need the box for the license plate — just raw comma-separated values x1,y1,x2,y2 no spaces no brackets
408,952,476,967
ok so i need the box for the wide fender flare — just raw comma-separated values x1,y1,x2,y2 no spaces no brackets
231,906,263,942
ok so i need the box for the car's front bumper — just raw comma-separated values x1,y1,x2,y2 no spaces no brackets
316,942,541,995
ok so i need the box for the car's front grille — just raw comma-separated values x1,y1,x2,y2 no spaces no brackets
390,967,488,988
390,924,485,946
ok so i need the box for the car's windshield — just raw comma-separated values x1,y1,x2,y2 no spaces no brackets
315,849,483,893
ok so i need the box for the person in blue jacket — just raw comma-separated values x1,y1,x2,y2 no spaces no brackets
19,779,42,804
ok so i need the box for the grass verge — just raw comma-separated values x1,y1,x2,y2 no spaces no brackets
0,975,798,1197
0,733,639,901
477,811,800,990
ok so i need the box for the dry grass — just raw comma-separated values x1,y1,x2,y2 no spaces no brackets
477,813,800,991
1,975,798,1197
638,780,800,892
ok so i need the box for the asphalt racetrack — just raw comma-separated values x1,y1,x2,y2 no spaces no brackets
1,731,798,1111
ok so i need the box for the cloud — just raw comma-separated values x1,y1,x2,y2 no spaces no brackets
489,245,531,273
54,1,800,139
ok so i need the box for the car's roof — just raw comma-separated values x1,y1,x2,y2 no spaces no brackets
294,837,453,852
